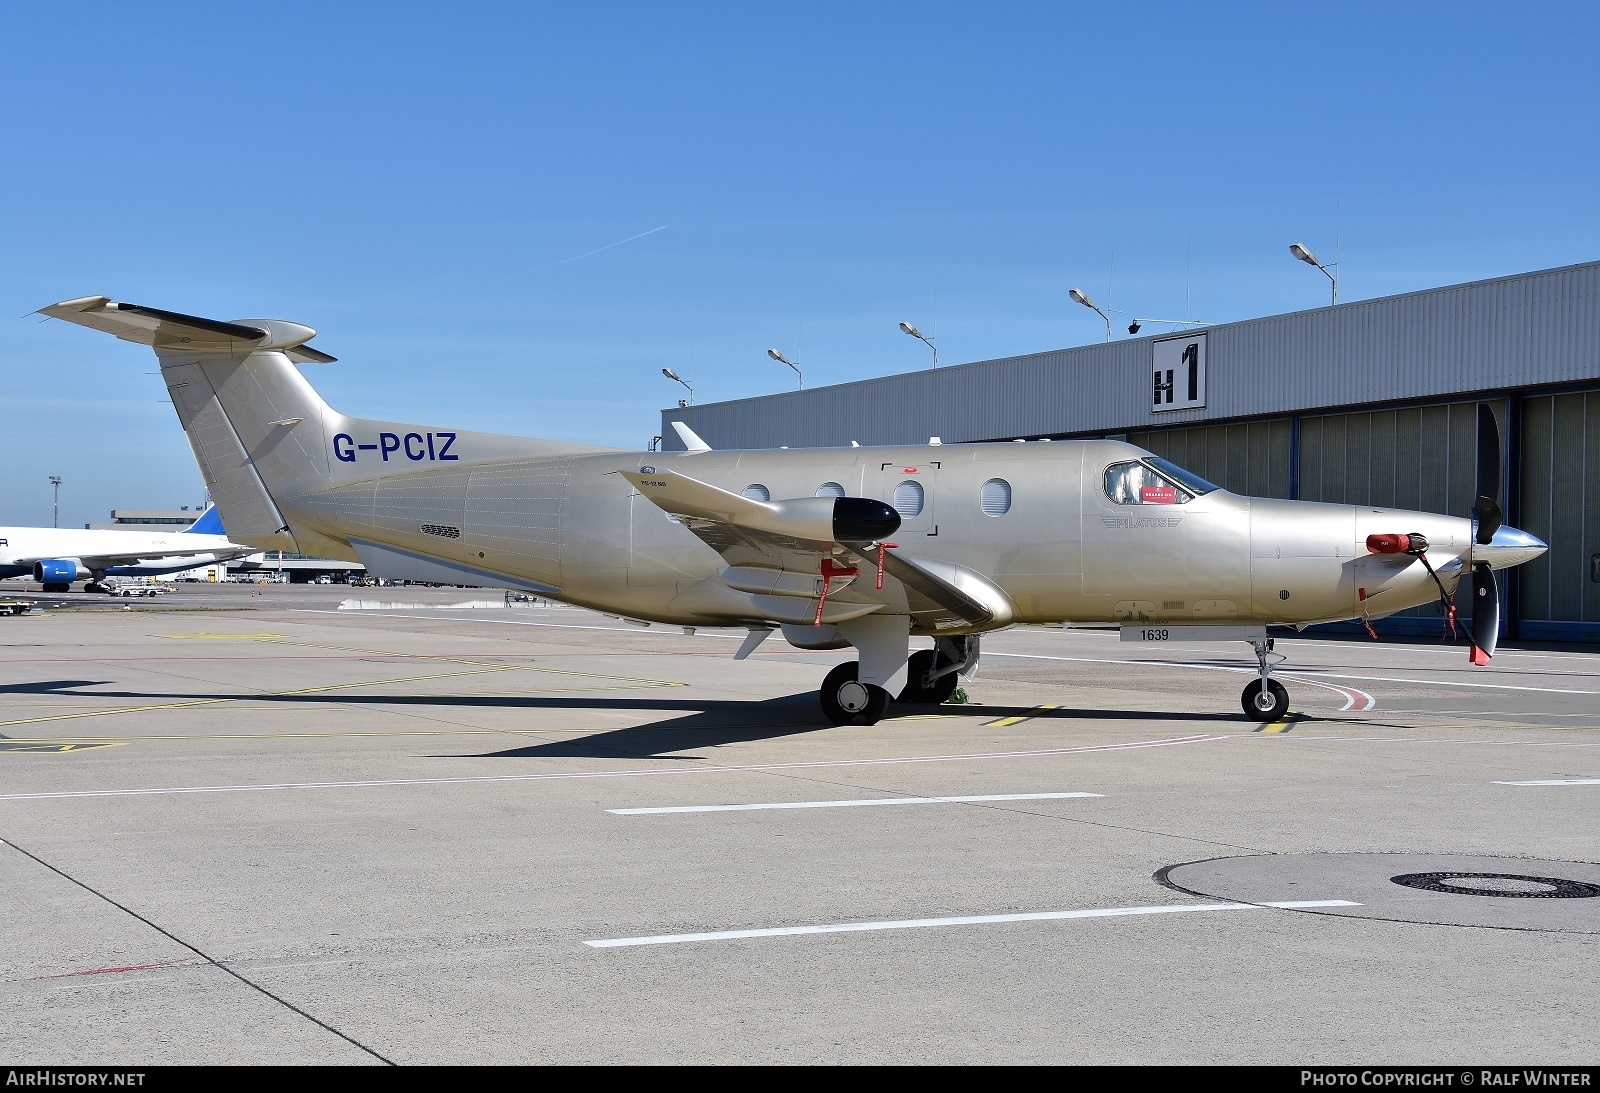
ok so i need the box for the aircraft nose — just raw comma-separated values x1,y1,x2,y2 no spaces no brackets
1474,525,1547,570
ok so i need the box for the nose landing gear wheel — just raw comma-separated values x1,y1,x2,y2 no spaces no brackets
1241,679,1289,722
820,662,891,726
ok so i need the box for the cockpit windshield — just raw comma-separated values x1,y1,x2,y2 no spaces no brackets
1103,457,1219,506
1145,457,1218,497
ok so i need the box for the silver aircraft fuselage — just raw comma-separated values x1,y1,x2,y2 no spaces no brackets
278,438,1529,633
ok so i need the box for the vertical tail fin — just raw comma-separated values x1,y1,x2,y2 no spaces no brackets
39,297,337,552
182,505,226,535
40,296,623,556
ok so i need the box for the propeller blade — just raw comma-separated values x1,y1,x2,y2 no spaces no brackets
1467,563,1499,665
1474,403,1503,545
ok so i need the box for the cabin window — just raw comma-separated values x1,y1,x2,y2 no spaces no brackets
741,484,771,502
892,480,924,518
1103,460,1203,506
980,478,1012,516
815,482,846,498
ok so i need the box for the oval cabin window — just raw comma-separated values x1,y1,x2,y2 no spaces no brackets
892,480,924,518
815,482,846,498
980,478,1012,516
741,484,771,502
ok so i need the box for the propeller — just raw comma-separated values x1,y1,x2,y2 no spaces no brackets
1473,403,1503,546
1467,404,1503,664
1467,563,1499,665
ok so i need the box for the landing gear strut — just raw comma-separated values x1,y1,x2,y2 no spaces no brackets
1241,637,1288,721
820,662,890,725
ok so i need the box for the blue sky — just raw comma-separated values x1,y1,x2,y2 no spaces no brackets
3,1,1596,527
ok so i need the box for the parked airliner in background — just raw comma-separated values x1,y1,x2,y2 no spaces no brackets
41,296,1547,723
0,504,257,592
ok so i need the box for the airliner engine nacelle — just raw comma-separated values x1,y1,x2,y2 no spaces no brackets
33,559,87,587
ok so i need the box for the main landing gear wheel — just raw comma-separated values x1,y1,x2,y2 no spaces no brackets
820,662,891,726
1241,679,1289,722
897,648,959,705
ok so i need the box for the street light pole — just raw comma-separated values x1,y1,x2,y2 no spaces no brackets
898,322,938,368
767,348,803,390
49,476,61,528
1069,288,1112,343
1289,242,1338,304
661,367,694,405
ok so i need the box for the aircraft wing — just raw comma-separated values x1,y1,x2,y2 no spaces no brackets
621,467,848,571
837,543,1005,630
621,468,1012,632
11,545,255,568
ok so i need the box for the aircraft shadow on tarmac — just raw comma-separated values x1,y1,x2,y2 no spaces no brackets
0,679,1223,759
449,701,1224,760
0,679,114,695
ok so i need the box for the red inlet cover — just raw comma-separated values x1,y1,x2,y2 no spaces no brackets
1366,533,1412,554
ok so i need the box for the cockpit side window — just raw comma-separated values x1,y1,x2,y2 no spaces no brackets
1103,460,1195,506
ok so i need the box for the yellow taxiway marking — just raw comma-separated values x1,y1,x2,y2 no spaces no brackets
0,741,127,753
1256,713,1304,734
984,705,1060,728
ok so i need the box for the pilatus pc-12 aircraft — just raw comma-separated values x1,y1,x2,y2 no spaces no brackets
42,295,1547,724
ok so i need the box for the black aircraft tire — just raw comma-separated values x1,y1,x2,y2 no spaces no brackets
1241,679,1289,722
898,649,959,705
41,583,70,593
820,662,892,726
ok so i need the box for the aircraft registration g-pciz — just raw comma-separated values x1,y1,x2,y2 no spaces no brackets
41,296,1548,724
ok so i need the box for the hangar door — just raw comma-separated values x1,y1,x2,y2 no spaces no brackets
1297,402,1492,513
1519,391,1600,624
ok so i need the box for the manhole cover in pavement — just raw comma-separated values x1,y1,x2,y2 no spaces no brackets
1159,853,1600,933
1390,872,1600,898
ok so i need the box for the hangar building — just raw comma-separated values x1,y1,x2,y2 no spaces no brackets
661,259,1600,642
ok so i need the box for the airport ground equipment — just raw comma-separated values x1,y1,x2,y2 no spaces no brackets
40,296,1548,723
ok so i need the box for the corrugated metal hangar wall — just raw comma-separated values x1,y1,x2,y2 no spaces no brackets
663,260,1600,641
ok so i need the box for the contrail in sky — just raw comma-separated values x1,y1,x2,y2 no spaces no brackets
486,225,669,287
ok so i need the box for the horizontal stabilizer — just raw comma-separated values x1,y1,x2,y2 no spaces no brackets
38,296,335,360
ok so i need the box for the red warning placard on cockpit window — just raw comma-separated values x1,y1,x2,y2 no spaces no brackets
1140,486,1178,504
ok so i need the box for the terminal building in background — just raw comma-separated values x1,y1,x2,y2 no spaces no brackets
661,260,1600,643
84,506,208,530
